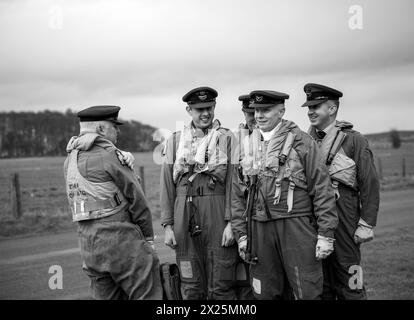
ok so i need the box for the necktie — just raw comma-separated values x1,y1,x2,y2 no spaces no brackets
316,130,326,140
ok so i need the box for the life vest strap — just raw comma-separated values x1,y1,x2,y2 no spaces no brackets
279,132,296,166
327,131,347,166
287,180,296,213
273,179,282,205
72,192,125,221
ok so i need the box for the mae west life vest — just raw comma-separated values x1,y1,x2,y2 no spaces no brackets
66,149,127,222
172,119,228,184
312,121,357,200
240,120,307,213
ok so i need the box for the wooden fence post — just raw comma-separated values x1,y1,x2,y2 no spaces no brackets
402,157,406,178
377,157,383,180
139,166,146,195
10,173,22,219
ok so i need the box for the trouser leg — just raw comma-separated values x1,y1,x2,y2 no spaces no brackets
249,220,287,300
325,194,367,300
322,255,337,300
278,216,323,300
78,220,162,300
173,177,238,300
234,260,255,300
208,245,238,300
327,218,366,299
82,263,128,300
174,195,207,300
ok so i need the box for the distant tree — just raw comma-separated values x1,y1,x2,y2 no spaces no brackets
390,129,401,149
0,111,157,158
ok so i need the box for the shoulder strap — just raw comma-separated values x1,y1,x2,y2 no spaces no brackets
278,131,296,166
326,130,347,166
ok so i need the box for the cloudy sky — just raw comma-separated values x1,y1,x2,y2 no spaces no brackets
0,0,413,134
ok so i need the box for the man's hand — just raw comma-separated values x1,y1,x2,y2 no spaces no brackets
164,225,177,249
354,218,374,244
117,150,135,170
315,235,335,260
221,221,235,247
238,235,247,261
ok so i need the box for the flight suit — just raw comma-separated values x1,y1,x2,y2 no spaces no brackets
309,121,380,300
64,133,162,300
160,121,239,300
232,119,338,300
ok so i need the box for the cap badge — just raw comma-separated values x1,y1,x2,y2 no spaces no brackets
306,91,312,98
198,91,207,101
255,95,263,102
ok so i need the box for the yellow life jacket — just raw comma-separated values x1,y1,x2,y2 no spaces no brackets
241,120,307,213
66,149,127,222
312,121,357,200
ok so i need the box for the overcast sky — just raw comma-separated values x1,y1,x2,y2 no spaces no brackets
0,0,413,134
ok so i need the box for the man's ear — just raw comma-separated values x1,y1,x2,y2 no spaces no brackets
329,104,338,116
279,105,286,117
186,106,192,115
96,123,105,135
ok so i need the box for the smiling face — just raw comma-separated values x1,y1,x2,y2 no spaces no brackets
186,104,215,130
254,103,285,132
307,100,338,130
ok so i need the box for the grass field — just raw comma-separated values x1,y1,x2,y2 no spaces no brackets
0,152,162,237
0,145,413,229
0,147,413,299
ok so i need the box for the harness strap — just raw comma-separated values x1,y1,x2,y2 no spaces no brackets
273,177,283,205
279,132,296,166
273,132,296,207
286,180,296,213
326,131,347,166
72,192,126,220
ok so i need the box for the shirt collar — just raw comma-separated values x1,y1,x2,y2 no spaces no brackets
316,120,336,135
260,121,282,141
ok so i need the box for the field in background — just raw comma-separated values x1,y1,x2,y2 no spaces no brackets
1,145,413,235
0,152,161,237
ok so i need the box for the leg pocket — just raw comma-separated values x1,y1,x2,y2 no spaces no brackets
176,257,204,300
177,257,201,283
293,265,323,300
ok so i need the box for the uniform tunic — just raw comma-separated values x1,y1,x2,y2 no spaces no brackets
64,133,162,300
160,125,239,300
231,120,338,300
309,121,380,300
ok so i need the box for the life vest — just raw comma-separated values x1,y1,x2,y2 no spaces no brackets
311,121,357,200
172,119,228,184
240,120,307,213
66,149,127,222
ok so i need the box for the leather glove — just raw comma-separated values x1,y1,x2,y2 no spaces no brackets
315,235,335,260
238,235,247,261
354,218,374,244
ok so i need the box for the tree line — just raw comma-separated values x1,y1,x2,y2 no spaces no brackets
0,110,158,158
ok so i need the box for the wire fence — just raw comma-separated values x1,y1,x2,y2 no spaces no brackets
1,149,413,220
